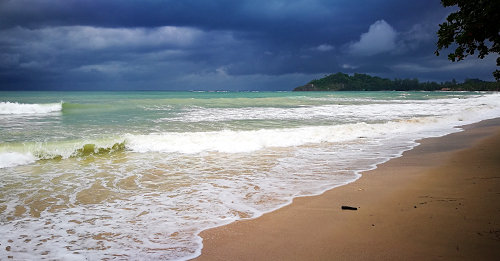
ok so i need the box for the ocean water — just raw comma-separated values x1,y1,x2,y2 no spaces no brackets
1,91,500,260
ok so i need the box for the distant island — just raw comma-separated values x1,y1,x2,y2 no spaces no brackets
293,72,500,92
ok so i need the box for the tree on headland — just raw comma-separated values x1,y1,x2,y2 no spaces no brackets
292,72,499,91
435,0,500,81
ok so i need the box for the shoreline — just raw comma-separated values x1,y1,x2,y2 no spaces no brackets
193,118,500,260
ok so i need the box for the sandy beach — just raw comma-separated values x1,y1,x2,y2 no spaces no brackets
194,118,500,260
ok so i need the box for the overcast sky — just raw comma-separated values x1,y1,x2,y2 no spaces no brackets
0,0,497,91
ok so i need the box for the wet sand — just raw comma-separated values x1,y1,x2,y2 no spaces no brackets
194,118,500,260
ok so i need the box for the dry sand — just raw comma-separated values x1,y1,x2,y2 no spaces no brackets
194,118,500,261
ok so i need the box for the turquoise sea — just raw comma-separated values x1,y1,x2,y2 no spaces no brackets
1,91,500,260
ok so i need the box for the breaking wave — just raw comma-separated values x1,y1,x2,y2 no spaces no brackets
0,102,63,115
0,111,485,169
0,140,126,169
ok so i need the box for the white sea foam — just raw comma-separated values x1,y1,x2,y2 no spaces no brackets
0,101,62,115
0,117,457,260
0,134,395,260
127,110,495,155
1,102,498,169
126,123,397,154
0,152,37,168
1,92,500,260
1,94,499,172
155,94,500,124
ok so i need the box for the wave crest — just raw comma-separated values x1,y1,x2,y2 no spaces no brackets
0,141,126,169
0,102,63,115
0,152,37,169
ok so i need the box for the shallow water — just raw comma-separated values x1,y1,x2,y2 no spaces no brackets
1,91,500,260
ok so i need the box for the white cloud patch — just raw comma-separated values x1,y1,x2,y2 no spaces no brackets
0,25,240,77
74,62,134,74
347,20,397,56
342,64,358,69
216,66,228,76
1,26,206,52
67,26,201,49
311,44,334,51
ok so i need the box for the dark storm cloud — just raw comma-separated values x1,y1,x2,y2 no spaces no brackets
0,0,497,91
0,0,440,43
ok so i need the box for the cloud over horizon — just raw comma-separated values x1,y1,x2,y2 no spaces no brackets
346,20,397,56
0,0,497,91
312,44,335,52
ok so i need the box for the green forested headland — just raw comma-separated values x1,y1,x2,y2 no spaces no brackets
293,72,500,91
